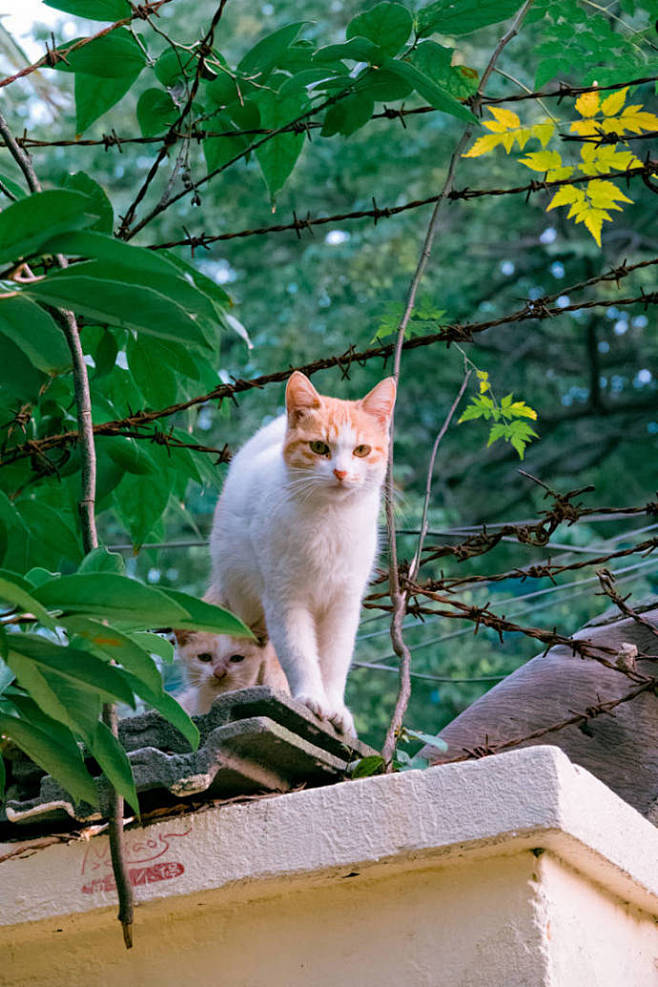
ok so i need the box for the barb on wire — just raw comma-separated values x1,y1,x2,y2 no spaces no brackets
150,161,658,249
597,568,658,642
0,0,173,91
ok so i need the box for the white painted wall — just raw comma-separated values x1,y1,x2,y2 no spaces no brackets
1,747,657,987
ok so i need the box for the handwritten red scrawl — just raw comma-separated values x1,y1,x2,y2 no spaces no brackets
80,828,191,894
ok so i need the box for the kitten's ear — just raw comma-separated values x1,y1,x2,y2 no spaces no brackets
249,616,269,648
173,628,192,646
360,377,396,424
286,371,321,421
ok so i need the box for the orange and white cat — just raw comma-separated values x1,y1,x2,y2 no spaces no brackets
208,371,396,735
175,628,288,715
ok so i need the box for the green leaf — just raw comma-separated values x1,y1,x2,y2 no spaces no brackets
313,38,380,63
112,473,173,549
104,436,156,476
126,334,177,408
238,22,307,77
161,589,253,638
409,41,477,100
44,0,130,19
255,91,308,200
0,657,15,694
33,573,190,625
0,712,98,806
137,88,176,136
87,719,139,814
53,29,146,78
93,329,119,377
0,296,71,374
403,728,448,751
354,66,413,102
74,69,141,132
0,189,101,264
347,3,412,56
24,568,59,588
23,273,210,348
0,333,46,401
0,174,27,200
65,616,162,693
61,172,114,233
154,48,188,87
0,752,4,799
132,632,174,664
203,115,250,174
6,650,102,739
78,547,125,575
0,571,57,628
6,635,136,708
416,0,524,37
382,58,477,122
322,91,375,137
351,754,385,778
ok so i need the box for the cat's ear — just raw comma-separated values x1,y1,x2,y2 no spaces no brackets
360,377,396,424
286,371,321,421
173,628,192,646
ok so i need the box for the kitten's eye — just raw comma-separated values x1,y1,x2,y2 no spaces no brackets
197,652,213,663
309,440,330,456
353,444,372,458
229,654,245,664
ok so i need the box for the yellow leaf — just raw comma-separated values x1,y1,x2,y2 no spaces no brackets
531,121,555,148
600,88,627,116
582,209,608,246
487,106,521,129
519,150,563,172
502,131,516,152
462,133,504,157
515,127,534,150
509,402,537,420
615,106,658,134
482,119,509,133
569,118,600,136
479,379,490,393
574,90,600,118
586,179,633,209
475,370,488,379
546,185,582,210
547,166,574,181
580,144,641,175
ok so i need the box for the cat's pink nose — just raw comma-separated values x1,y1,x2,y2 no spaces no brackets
213,668,227,681
333,469,347,481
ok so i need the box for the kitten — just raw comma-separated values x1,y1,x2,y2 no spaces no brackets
208,371,396,735
175,628,289,715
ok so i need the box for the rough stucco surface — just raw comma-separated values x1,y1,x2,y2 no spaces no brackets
1,746,657,986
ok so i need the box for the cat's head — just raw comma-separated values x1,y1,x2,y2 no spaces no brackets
174,629,269,693
283,372,396,496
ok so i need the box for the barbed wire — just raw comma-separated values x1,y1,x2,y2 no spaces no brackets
150,161,658,250
7,74,657,153
0,0,173,91
1,257,655,471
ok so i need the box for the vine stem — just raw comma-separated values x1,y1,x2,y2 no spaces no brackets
381,0,533,768
0,107,132,947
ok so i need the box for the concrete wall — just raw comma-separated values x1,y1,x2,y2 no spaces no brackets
1,747,657,987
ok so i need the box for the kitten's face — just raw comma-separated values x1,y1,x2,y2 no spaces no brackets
175,630,267,693
283,372,396,497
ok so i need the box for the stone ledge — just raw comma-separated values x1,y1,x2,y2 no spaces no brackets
1,744,656,936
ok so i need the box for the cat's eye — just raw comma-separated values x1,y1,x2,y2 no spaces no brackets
309,440,330,456
197,652,213,663
353,444,371,458
229,654,245,664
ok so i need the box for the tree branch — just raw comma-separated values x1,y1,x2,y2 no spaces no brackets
381,0,533,768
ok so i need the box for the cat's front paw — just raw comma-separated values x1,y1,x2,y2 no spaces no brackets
295,692,332,722
327,703,356,737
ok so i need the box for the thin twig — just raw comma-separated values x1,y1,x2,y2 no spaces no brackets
102,703,133,949
408,371,473,584
381,0,533,768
